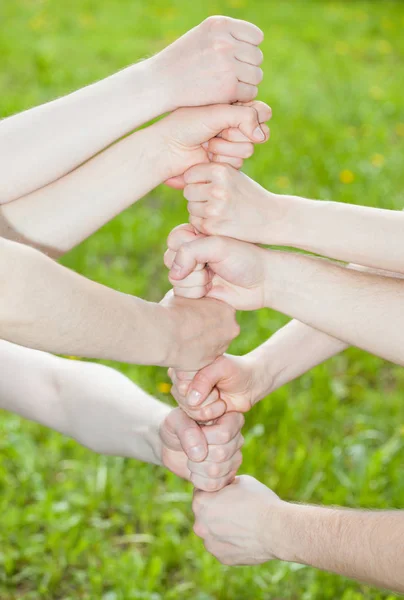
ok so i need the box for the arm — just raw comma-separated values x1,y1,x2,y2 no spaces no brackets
0,103,270,256
0,340,244,491
0,238,238,369
169,236,404,367
165,227,400,422
0,16,263,203
193,475,404,593
183,163,404,274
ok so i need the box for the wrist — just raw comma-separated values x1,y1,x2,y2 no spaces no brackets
242,353,274,405
262,500,300,562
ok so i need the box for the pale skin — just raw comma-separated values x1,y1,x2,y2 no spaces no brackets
165,224,404,418
183,162,404,274
0,339,244,492
192,475,404,594
168,230,404,367
0,103,273,368
0,16,264,203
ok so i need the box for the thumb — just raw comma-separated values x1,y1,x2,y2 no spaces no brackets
169,236,226,281
164,175,186,189
162,409,208,462
187,360,227,407
209,104,268,143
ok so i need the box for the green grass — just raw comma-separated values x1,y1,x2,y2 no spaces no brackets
1,0,404,598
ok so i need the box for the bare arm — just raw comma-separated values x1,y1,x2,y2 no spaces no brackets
0,238,238,370
0,102,270,257
193,475,404,594
169,236,404,367
182,163,404,274
0,340,244,491
0,16,263,203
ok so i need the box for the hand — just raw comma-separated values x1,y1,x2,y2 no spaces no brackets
155,101,271,187
193,475,284,564
168,354,263,422
160,289,239,370
160,408,244,492
184,163,280,243
153,16,264,110
167,231,270,310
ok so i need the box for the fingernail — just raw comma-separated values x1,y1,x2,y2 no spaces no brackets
253,127,265,141
189,445,205,461
188,389,202,406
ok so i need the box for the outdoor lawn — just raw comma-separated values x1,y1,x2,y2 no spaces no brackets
0,0,403,598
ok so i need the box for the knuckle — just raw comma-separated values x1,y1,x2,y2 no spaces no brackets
210,185,227,201
212,445,227,462
207,462,221,478
193,522,205,538
205,478,220,492
205,15,228,31
211,163,228,179
255,67,264,84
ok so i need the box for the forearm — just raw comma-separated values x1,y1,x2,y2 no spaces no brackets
270,194,404,274
0,58,173,204
264,251,404,366
246,261,404,401
272,502,404,593
245,320,347,401
0,340,169,461
0,124,170,256
0,237,173,365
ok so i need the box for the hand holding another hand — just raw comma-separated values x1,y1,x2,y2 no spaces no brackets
160,408,244,492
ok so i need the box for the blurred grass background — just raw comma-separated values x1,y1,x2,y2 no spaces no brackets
1,0,404,598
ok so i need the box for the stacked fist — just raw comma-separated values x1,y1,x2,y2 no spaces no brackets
161,17,273,496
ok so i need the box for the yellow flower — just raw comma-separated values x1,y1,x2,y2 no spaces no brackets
157,382,172,394
276,176,290,189
395,123,404,137
340,170,354,184
371,154,385,168
65,356,80,361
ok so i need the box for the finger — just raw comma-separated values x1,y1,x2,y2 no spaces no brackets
207,138,254,159
173,284,210,300
189,216,206,233
202,412,245,446
184,182,212,202
187,359,229,406
188,450,242,478
169,237,227,280
234,41,264,66
167,223,202,252
249,101,272,126
234,82,258,103
219,122,270,143
235,61,264,86
164,175,186,189
229,19,264,45
208,104,268,143
189,398,227,423
190,468,238,492
206,434,244,463
162,409,208,462
211,155,244,169
184,163,222,185
169,268,211,288
187,201,208,218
